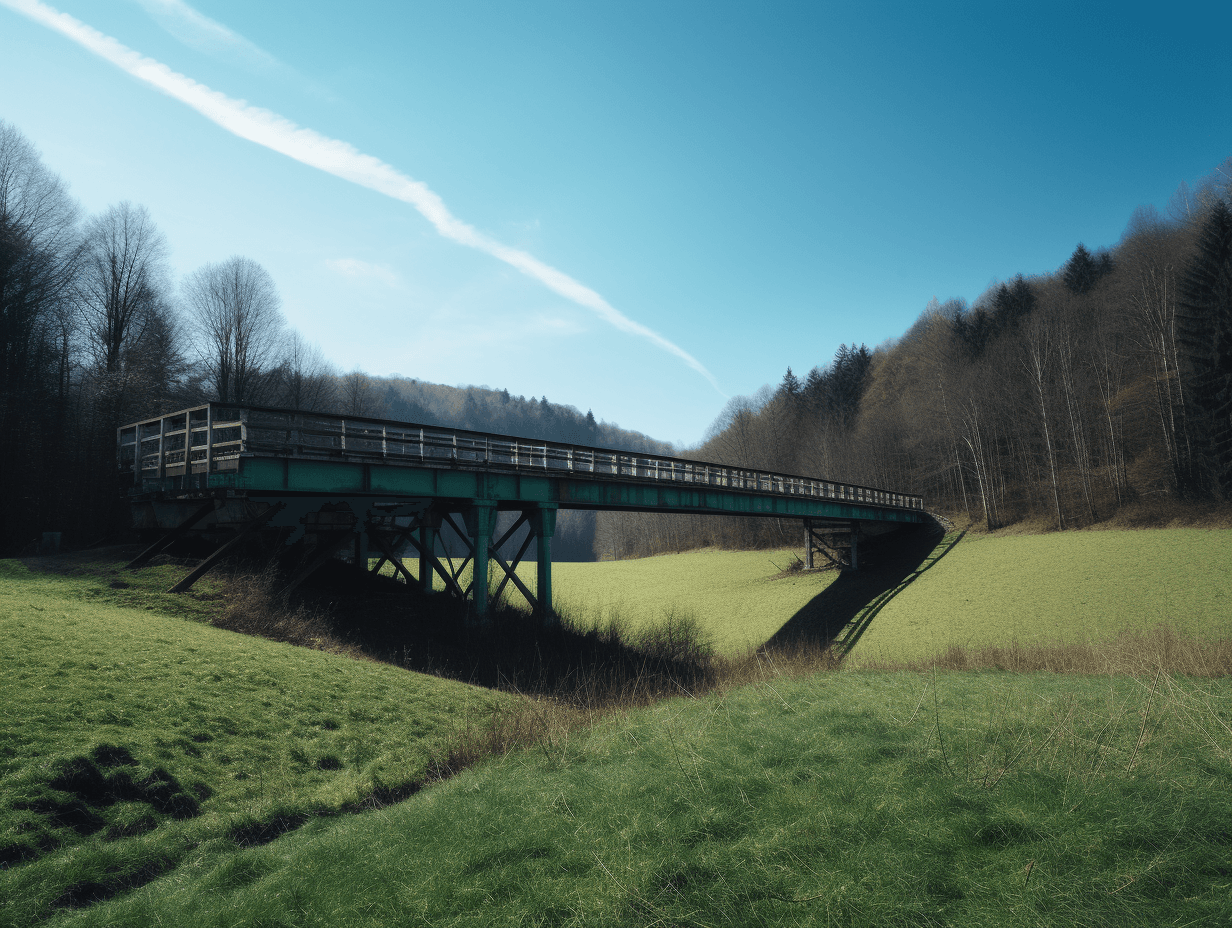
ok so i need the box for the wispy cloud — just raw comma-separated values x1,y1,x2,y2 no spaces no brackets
3,0,723,394
131,0,282,73
325,258,399,287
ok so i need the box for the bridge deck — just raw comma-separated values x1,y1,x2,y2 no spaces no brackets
118,403,924,523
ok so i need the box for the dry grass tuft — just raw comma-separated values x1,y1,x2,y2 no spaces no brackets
210,566,361,657
849,623,1232,676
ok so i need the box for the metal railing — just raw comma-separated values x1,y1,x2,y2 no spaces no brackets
118,403,924,511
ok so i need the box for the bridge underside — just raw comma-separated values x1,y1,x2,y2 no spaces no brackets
129,453,922,620
125,378,929,623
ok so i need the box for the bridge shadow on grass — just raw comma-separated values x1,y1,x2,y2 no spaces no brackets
266,560,719,706
764,519,965,659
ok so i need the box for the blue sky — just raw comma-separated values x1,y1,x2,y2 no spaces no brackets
2,1,1229,446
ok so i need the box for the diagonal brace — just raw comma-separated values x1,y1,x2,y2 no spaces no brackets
168,502,285,593
441,513,475,584
127,499,217,569
399,530,467,600
369,529,415,585
492,528,536,608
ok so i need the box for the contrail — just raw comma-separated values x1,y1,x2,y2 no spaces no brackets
3,0,724,393
131,0,284,74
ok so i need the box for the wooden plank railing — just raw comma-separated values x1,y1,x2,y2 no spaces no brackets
118,403,925,511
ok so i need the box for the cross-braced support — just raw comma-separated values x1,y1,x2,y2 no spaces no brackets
369,511,466,600
375,501,557,622
804,519,860,571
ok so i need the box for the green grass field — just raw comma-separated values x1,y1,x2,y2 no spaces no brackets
387,547,833,655
510,528,1230,662
55,669,1232,927
553,548,830,653
0,559,510,927
3,528,1231,926
852,529,1232,662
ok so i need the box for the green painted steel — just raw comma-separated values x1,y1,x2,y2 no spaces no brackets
212,457,924,524
120,403,924,518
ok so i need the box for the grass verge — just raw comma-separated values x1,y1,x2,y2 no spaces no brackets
56,668,1232,927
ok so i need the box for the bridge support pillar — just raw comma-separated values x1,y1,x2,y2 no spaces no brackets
464,502,498,618
534,505,558,625
849,521,859,571
419,510,442,596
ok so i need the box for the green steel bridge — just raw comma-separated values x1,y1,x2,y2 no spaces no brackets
119,403,926,618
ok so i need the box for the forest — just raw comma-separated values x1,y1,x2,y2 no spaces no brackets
596,162,1232,557
4,115,1229,560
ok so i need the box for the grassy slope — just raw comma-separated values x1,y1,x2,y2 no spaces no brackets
6,531,1232,925
497,529,1230,661
553,548,833,653
68,670,1232,927
0,560,510,927
854,529,1232,662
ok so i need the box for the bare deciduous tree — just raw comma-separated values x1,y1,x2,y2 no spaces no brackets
78,202,167,376
184,256,286,404
337,366,387,418
0,120,80,406
275,330,336,411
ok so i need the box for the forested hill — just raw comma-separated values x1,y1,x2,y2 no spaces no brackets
371,377,673,456
597,159,1232,558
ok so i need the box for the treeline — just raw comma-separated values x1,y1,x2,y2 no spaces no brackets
0,120,663,557
598,160,1232,557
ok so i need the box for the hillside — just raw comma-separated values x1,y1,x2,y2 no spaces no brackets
0,558,513,926
48,671,1232,928
3,530,1230,926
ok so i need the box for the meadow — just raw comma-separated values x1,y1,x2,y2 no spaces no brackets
0,558,511,926
37,667,1232,927
392,546,829,655
852,529,1232,663
2,525,1230,926
539,528,1232,667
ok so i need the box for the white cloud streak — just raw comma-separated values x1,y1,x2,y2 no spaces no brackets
3,0,723,393
131,0,281,72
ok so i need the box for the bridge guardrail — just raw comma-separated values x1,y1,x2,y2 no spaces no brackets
118,403,924,511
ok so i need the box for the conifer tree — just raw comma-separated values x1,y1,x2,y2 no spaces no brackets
1063,243,1097,293
779,366,801,397
1062,244,1114,295
1177,199,1232,494
992,275,1036,327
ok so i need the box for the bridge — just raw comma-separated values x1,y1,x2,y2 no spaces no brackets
119,403,925,618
